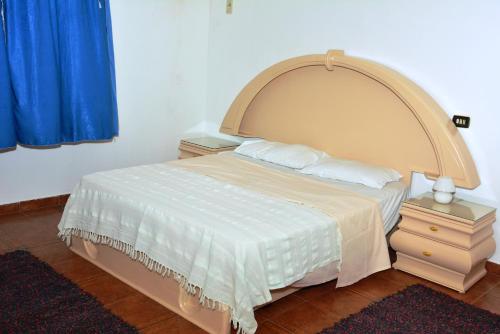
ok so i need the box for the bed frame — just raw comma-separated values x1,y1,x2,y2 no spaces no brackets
69,50,480,333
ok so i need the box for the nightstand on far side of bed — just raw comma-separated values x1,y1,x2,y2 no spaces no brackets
390,192,496,293
178,136,240,159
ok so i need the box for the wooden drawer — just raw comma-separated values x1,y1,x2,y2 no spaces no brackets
398,210,494,249
390,230,496,274
178,142,238,160
393,253,488,293
178,149,202,160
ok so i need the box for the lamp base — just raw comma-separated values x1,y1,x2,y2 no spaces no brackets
433,191,453,204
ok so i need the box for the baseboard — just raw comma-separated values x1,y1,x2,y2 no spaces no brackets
0,194,70,216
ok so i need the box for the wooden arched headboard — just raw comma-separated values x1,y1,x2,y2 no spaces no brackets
220,50,479,189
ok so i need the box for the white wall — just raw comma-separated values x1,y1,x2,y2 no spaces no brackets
204,0,500,262
2,0,499,263
0,0,210,204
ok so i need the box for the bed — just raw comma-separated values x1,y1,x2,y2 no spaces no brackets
58,50,480,334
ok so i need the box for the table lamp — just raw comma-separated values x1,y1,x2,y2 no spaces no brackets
432,176,456,204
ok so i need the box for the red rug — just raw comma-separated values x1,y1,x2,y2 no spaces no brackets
319,284,500,334
0,250,138,333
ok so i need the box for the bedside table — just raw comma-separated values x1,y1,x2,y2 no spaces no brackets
178,136,240,159
390,192,496,293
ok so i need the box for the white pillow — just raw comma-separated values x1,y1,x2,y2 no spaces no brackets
300,157,402,189
235,139,327,169
257,143,327,169
234,139,277,159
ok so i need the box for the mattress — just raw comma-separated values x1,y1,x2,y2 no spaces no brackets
58,153,406,334
214,152,408,289
225,151,408,233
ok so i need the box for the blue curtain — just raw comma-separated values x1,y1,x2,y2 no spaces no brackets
0,0,118,149
0,5,16,149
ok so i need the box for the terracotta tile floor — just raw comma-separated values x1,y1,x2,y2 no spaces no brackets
1,207,499,333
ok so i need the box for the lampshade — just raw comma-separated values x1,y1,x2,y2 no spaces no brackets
433,176,456,193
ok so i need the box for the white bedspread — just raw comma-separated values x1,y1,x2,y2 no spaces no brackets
58,164,340,334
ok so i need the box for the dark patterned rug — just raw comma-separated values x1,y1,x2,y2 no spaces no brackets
319,284,500,334
0,250,138,333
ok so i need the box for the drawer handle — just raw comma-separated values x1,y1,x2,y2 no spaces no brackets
422,251,432,257
429,226,439,232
